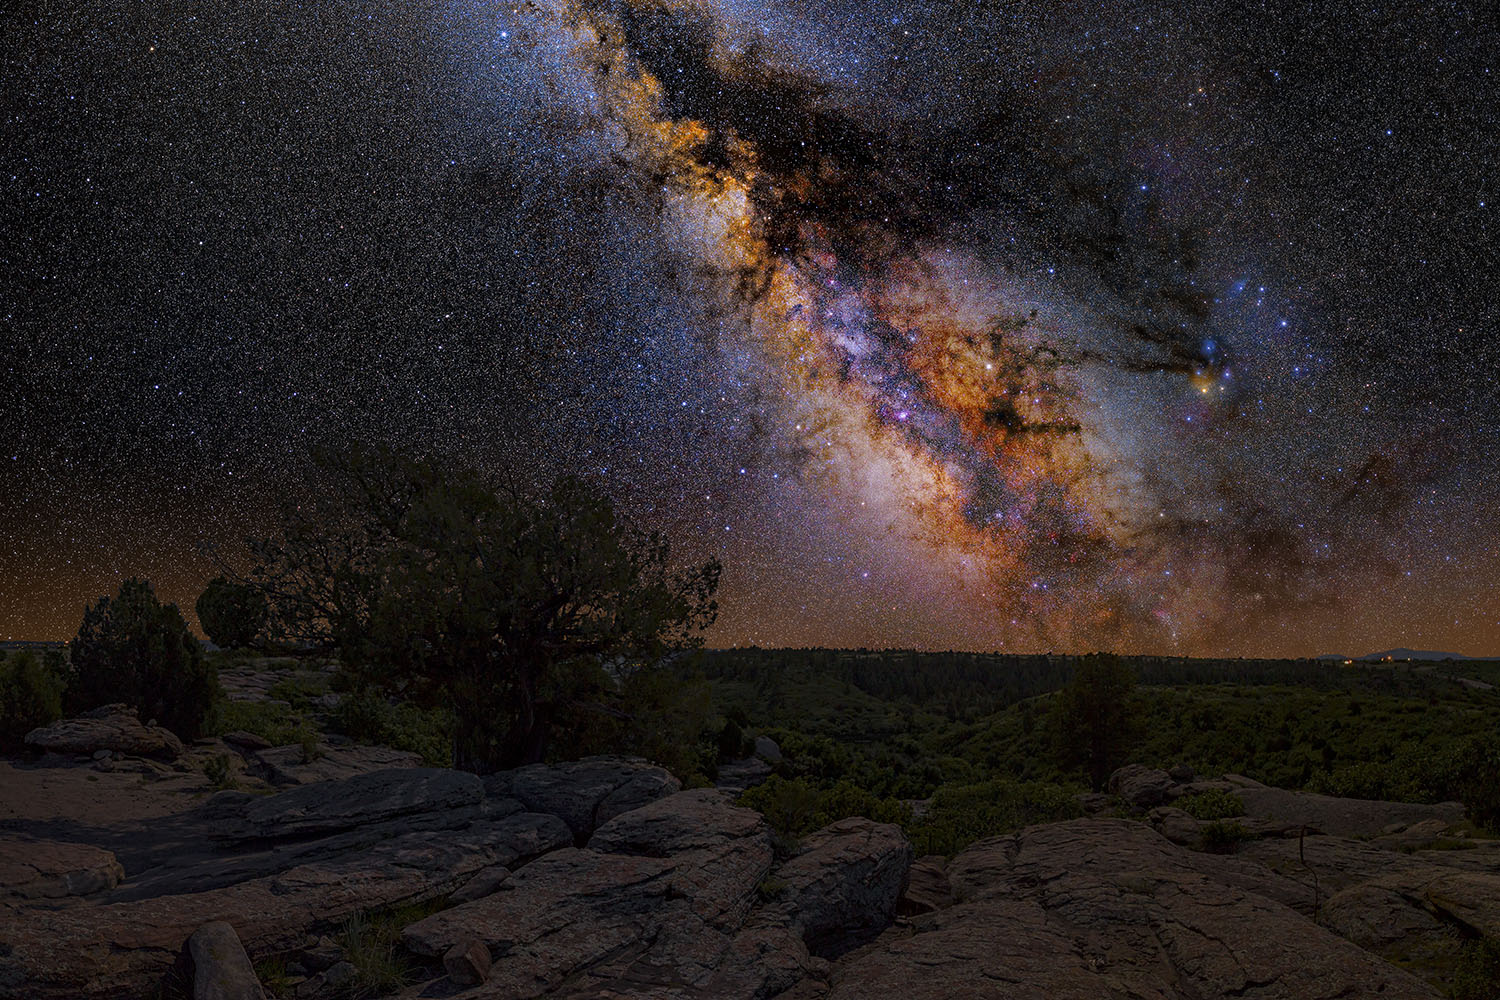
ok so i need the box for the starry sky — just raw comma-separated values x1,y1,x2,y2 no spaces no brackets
4,0,1498,656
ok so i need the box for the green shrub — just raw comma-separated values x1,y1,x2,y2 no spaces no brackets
204,753,235,790
1176,788,1245,820
1444,736,1500,835
739,776,823,836
195,577,268,649
1199,819,1254,854
214,700,318,748
0,650,66,748
68,579,220,740
1452,936,1500,1000
906,779,1083,856
336,899,448,998
332,688,453,767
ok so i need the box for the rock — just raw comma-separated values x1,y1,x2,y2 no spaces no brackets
187,921,265,1000
25,704,185,760
1234,786,1464,839
450,863,510,903
1168,763,1195,782
249,743,422,786
835,819,1440,999
1373,818,1455,851
92,749,111,761
896,855,951,915
296,960,355,997
588,788,768,856
1106,764,1175,809
1147,805,1203,846
215,767,483,841
0,837,125,899
773,817,913,957
222,731,273,752
1073,791,1112,814
1323,884,1443,948
1423,870,1500,938
754,735,783,762
443,938,491,985
715,756,773,794
484,756,681,839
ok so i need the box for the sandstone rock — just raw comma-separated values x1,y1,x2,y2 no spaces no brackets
835,819,1440,999
25,704,185,760
0,837,124,899
1423,870,1500,938
1373,818,1455,851
215,767,482,841
716,756,774,794
587,788,768,856
1323,884,1443,948
1106,764,1175,809
450,864,510,903
187,921,265,1000
222,731,273,752
1168,763,1195,782
1073,791,1112,814
1234,786,1463,839
896,855,951,915
773,817,912,957
444,938,491,985
1147,805,1203,846
754,735,783,762
484,756,680,839
249,743,422,786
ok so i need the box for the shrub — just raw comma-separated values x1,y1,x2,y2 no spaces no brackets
214,699,318,748
67,579,220,740
739,775,823,836
906,779,1083,856
204,753,235,790
0,650,66,749
194,577,268,649
1451,936,1500,1000
1443,736,1500,835
1176,788,1245,820
332,688,453,767
1199,819,1254,854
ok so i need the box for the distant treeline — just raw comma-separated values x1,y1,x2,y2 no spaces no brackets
698,648,1493,722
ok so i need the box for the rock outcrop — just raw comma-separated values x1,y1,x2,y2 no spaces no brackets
0,837,124,899
483,756,681,839
186,921,265,1000
25,704,184,761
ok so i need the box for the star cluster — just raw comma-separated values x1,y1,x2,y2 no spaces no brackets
3,0,1497,655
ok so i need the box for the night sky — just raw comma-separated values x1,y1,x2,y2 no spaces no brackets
4,1,1498,656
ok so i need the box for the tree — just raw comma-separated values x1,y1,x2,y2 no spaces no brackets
0,649,65,749
195,576,268,649
68,579,220,739
1047,653,1142,790
249,448,721,772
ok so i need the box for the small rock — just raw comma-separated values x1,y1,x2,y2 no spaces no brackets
444,938,491,986
223,730,273,752
1147,806,1203,847
92,749,111,761
451,864,511,903
754,736,783,763
1168,764,1195,782
1107,765,1175,810
187,921,265,1000
716,757,773,794
897,855,952,916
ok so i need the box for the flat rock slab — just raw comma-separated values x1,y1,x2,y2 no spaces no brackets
0,837,124,899
215,767,482,841
1234,787,1463,838
25,705,184,761
484,756,680,839
587,789,768,856
250,744,423,786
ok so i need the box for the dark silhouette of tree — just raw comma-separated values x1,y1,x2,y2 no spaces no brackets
195,576,268,649
249,448,721,772
1047,653,1142,790
68,579,219,739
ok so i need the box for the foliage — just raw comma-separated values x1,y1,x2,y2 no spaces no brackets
333,688,453,767
906,779,1084,856
213,699,319,748
1176,788,1245,820
67,578,220,740
336,901,442,999
1442,736,1500,835
195,576,268,649
248,447,721,772
203,753,235,790
1451,936,1500,1000
1199,819,1254,854
1046,654,1142,790
0,650,66,748
738,775,911,839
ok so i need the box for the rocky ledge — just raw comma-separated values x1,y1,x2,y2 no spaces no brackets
0,754,1495,999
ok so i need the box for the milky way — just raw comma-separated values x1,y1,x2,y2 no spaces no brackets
4,0,1498,654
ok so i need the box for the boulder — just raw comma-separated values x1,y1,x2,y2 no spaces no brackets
443,938,491,986
214,767,483,841
249,744,422,786
0,837,124,899
1323,884,1444,948
896,855,952,915
772,817,913,957
1148,805,1205,846
186,921,265,1000
484,756,680,838
1106,764,1175,809
25,704,184,760
754,735,783,762
450,864,510,903
1234,786,1463,839
587,789,768,856
715,756,773,794
221,731,273,752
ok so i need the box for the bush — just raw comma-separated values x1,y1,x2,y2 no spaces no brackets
214,700,319,748
333,688,453,767
1199,819,1254,854
195,577,268,649
906,779,1083,856
0,650,66,748
1452,936,1500,1000
1176,788,1245,820
1444,736,1500,835
67,579,220,740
